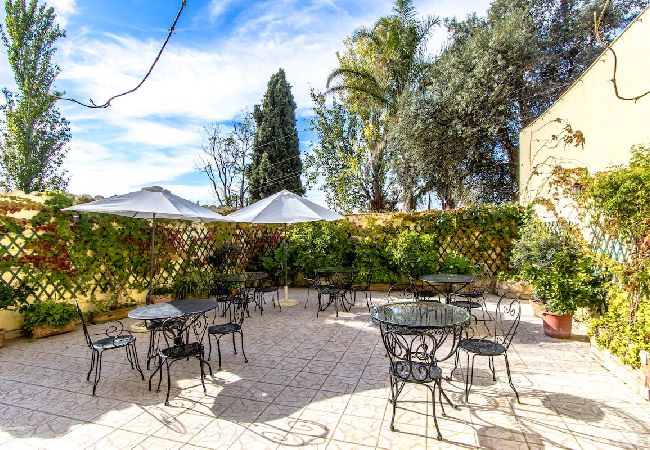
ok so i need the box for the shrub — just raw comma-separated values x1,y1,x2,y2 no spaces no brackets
439,252,477,275
21,300,77,336
387,230,439,277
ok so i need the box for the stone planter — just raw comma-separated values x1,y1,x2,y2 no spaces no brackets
496,280,532,299
0,328,5,348
90,306,133,324
31,322,76,338
150,294,172,304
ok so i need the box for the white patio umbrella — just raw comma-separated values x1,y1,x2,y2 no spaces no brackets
63,186,231,296
227,190,343,306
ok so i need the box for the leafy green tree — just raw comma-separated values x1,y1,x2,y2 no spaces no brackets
325,0,436,211
393,0,647,207
306,91,398,213
248,68,303,202
0,0,70,193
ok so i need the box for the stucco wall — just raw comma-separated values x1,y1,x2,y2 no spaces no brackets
519,7,650,207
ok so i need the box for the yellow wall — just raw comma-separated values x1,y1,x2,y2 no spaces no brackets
519,6,650,209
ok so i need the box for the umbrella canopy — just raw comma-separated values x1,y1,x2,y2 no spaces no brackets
63,187,230,300
227,190,343,306
227,190,343,224
63,186,230,222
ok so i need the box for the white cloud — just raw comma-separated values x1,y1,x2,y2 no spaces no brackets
209,0,232,20
49,0,77,27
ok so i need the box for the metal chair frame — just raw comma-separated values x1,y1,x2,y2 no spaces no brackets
379,323,463,440
315,271,355,317
254,276,281,315
207,296,248,369
75,302,144,396
352,272,373,310
149,314,213,406
455,294,521,402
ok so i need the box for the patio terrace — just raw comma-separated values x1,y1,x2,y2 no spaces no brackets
0,290,648,449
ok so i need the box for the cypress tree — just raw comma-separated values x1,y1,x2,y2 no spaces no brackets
248,68,304,202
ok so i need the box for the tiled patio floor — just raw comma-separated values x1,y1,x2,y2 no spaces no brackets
0,290,648,449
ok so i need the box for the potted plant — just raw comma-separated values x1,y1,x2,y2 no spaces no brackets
148,286,174,303
89,292,137,324
21,299,77,338
512,220,607,338
0,282,33,346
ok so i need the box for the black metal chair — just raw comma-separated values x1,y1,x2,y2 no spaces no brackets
254,276,280,314
149,314,213,406
145,317,186,370
75,302,144,396
450,277,491,323
380,326,462,440
407,275,440,302
456,294,521,402
352,272,372,309
207,296,248,369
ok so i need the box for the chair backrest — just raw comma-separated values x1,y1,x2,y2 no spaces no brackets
75,301,93,348
230,295,247,326
491,294,521,349
381,327,460,382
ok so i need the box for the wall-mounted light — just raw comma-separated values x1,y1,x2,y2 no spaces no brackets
570,181,584,197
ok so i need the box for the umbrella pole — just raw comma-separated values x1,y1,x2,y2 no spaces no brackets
148,213,156,304
284,224,288,303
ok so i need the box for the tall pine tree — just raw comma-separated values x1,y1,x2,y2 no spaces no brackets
248,68,304,202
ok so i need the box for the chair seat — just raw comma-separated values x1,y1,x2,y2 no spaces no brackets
92,335,135,350
160,342,203,359
450,300,482,310
390,361,442,383
458,291,484,299
319,287,342,296
459,338,506,356
208,323,241,335
255,286,278,293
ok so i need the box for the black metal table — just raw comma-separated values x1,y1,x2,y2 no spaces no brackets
213,272,268,314
314,267,358,316
420,274,476,303
371,301,469,330
129,299,218,346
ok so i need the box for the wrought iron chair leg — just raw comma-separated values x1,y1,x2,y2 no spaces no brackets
92,350,103,396
504,353,519,403
204,357,213,377
240,331,248,363
389,376,397,431
216,337,222,370
131,343,145,380
316,292,321,317
489,356,496,381
207,334,213,361
464,351,471,401
437,379,446,417
276,290,281,311
199,358,207,394
430,385,442,440
87,349,96,381
165,360,172,406
439,380,457,409
157,357,163,392
466,354,477,402
232,332,237,354
148,359,159,391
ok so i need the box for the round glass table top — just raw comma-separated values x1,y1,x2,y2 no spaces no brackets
371,302,469,329
128,299,219,321
420,274,476,284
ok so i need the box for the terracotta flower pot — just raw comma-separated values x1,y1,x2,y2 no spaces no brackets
542,312,573,339
150,294,172,304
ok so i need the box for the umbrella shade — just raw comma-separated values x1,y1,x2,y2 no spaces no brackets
63,187,231,299
63,186,230,222
226,190,343,306
226,190,343,224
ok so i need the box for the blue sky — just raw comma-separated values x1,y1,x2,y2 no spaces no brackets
0,0,491,205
